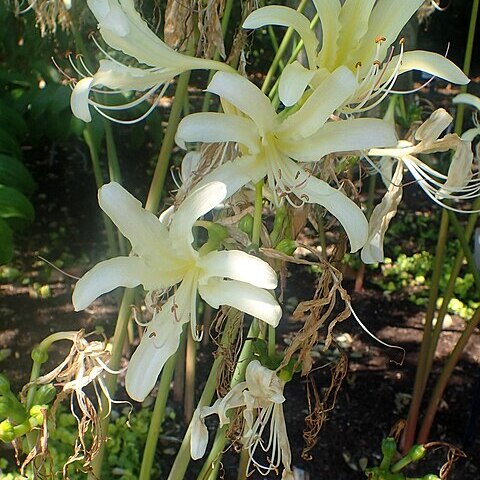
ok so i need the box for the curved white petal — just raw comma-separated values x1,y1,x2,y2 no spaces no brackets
93,59,176,90
278,61,315,107
461,127,480,142
194,156,264,199
414,108,452,145
277,67,357,139
312,0,341,70
176,113,260,153
454,93,480,111
169,182,227,254
279,118,397,161
440,140,473,195
72,256,160,311
336,0,376,65
191,409,209,460
243,6,318,66
296,172,368,253
353,0,422,67
98,182,170,258
198,250,278,289
361,161,403,264
207,72,276,134
198,278,282,327
71,77,94,122
395,51,469,85
125,296,186,401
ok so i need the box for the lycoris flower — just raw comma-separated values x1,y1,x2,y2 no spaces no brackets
243,0,469,109
363,108,478,263
176,68,398,253
70,0,235,122
72,181,281,401
191,360,293,480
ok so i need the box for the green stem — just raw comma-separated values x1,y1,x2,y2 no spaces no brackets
417,306,480,443
403,0,478,451
104,121,128,255
251,180,264,248
197,320,261,480
261,0,309,95
88,289,135,479
145,71,191,212
139,354,177,480
453,0,479,134
201,0,235,112
403,210,449,451
167,310,242,480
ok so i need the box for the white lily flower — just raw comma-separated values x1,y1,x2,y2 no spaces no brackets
364,108,479,263
191,360,293,480
70,0,235,122
243,0,469,109
176,69,398,253
72,182,281,401
453,93,480,143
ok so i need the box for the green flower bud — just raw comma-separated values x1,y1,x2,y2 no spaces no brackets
408,445,426,463
380,437,397,469
422,475,440,480
0,420,15,442
33,384,56,405
29,405,46,428
275,239,297,256
207,223,229,244
31,347,48,364
239,214,254,237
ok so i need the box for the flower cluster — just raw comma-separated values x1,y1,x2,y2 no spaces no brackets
69,0,477,477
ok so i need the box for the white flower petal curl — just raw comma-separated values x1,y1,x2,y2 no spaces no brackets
71,77,94,122
278,61,316,107
198,278,282,327
207,72,276,134
243,6,318,66
176,113,260,154
169,182,227,257
198,250,278,290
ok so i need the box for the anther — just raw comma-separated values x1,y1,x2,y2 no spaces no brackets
149,332,157,338
399,37,405,45
355,61,362,69
375,36,386,43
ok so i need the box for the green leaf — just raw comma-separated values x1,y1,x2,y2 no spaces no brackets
0,128,22,159
0,102,28,140
0,154,36,195
0,185,34,229
0,218,13,264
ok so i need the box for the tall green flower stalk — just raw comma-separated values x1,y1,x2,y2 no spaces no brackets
402,0,479,451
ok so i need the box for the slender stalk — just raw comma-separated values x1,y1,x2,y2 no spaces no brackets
139,355,177,480
88,289,135,479
417,307,480,443
145,71,191,212
104,122,128,255
173,332,187,403
261,0,309,95
403,0,478,449
251,180,264,248
424,200,480,378
167,310,242,480
83,125,118,256
184,328,197,423
198,320,261,480
201,0,235,112
402,210,449,451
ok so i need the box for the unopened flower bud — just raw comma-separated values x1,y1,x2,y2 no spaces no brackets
0,420,15,442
